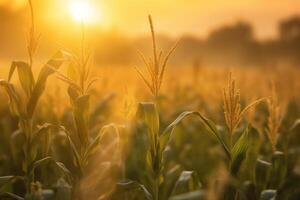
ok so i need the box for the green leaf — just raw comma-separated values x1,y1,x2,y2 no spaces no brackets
0,176,15,185
160,165,183,200
73,94,90,148
110,180,152,200
86,123,120,159
169,191,205,200
57,126,83,174
30,157,71,182
260,190,276,200
255,159,272,192
269,151,286,188
0,176,23,192
137,102,160,153
290,118,300,131
160,111,231,160
30,123,54,160
240,125,261,182
230,126,250,176
53,179,72,200
171,171,201,196
0,80,24,116
27,51,69,117
0,192,24,200
9,61,35,97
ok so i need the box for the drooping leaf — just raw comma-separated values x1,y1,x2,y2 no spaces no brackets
290,118,300,131
230,126,250,176
171,171,202,196
110,180,152,200
160,111,231,160
30,157,71,182
0,176,16,187
86,123,120,159
8,61,35,97
27,51,69,117
169,190,205,200
0,176,23,192
260,190,276,200
0,80,24,116
57,126,83,174
0,192,24,200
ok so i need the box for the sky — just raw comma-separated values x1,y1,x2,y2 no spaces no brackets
0,0,300,39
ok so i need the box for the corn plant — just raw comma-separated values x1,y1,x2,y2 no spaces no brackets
113,15,232,200
0,1,70,198
53,21,122,200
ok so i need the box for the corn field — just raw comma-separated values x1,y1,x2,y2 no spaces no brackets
0,1,300,200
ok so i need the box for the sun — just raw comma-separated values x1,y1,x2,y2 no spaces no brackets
69,0,99,23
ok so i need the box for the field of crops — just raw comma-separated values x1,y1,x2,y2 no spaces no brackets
1,1,300,200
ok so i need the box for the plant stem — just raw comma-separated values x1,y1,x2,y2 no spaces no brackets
80,20,86,94
153,176,159,200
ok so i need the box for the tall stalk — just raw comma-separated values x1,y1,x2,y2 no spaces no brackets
135,15,178,200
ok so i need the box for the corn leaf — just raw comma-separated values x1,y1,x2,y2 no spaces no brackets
137,102,160,153
110,180,152,200
260,190,277,200
0,176,16,186
73,94,90,148
30,123,54,160
86,123,120,158
57,126,83,174
27,51,69,117
30,157,71,182
0,192,24,200
230,126,250,176
290,118,300,131
269,151,286,188
0,176,24,192
0,80,24,116
169,191,205,200
8,61,34,97
171,171,202,196
255,159,272,191
160,111,231,160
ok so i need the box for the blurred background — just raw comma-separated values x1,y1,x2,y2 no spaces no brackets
0,0,300,68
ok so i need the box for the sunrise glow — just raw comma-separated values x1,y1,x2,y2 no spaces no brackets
69,1,98,23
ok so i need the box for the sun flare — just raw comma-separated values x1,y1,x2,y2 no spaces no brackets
69,0,99,23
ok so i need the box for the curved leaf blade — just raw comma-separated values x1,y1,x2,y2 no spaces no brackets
0,80,24,116
110,180,152,200
9,61,34,97
160,111,231,160
230,126,250,176
171,171,202,196
27,51,69,117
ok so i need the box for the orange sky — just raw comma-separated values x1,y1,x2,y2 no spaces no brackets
0,0,300,39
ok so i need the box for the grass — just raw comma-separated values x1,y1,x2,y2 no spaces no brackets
0,1,300,200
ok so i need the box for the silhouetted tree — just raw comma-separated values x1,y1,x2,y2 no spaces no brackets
280,16,300,41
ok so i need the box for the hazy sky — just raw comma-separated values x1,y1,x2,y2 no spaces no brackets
0,0,300,39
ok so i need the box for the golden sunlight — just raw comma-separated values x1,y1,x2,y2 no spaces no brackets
69,0,99,23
